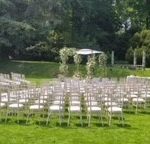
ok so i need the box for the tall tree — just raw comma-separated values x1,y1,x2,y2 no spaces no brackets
115,0,150,30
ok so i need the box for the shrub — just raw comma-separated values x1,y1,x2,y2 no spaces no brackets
126,30,150,66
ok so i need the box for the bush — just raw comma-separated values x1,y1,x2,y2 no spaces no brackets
126,30,150,66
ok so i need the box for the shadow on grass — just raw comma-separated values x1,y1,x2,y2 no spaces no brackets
94,123,109,127
56,122,68,127
115,123,131,128
35,120,51,127
1,118,12,124
0,118,6,123
140,111,150,115
75,123,89,128
124,109,150,115
123,110,136,114
15,119,27,125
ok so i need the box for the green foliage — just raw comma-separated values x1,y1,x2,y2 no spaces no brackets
25,42,53,61
0,18,35,59
98,53,108,77
86,56,96,78
73,54,82,78
0,0,150,62
99,53,108,66
125,48,134,64
0,0,122,60
59,63,68,75
74,54,82,65
0,112,150,144
59,47,75,76
59,47,75,63
115,0,150,29
126,30,150,66
2,60,150,80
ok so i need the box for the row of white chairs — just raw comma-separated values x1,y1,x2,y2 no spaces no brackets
0,73,30,90
0,77,150,126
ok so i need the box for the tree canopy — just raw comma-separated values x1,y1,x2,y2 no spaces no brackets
0,0,150,64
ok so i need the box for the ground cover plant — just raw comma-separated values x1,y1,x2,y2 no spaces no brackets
0,112,150,144
0,60,150,82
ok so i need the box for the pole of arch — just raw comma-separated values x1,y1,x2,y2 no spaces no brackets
133,50,137,67
111,51,114,66
142,50,146,70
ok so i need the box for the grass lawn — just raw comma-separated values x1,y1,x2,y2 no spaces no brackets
0,60,150,144
0,112,150,144
0,60,150,82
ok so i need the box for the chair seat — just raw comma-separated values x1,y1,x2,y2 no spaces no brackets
0,103,5,107
127,94,138,98
141,94,150,98
70,101,80,105
131,92,138,95
102,97,111,102
54,96,63,100
132,98,145,103
0,82,10,86
9,103,24,108
1,98,8,102
71,97,80,101
1,93,8,97
120,98,129,102
88,106,101,112
19,99,29,103
30,105,44,110
71,92,80,96
108,106,122,113
80,88,85,93
40,96,48,99
35,99,47,104
53,100,64,105
87,97,95,101
105,102,117,107
87,101,98,106
69,106,81,112
49,105,63,111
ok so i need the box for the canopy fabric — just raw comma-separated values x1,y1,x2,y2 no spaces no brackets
76,49,103,55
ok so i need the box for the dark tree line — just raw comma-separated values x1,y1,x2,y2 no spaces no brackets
0,0,150,64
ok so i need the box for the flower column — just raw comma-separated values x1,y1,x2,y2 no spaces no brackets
86,55,96,79
59,47,75,77
98,53,108,77
73,54,82,78
59,47,69,76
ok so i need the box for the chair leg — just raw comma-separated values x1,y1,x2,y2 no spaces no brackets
46,112,51,125
80,113,83,126
17,111,19,123
67,112,70,126
121,112,124,126
5,109,9,123
0,110,2,122
108,114,111,126
26,110,30,124
133,101,139,114
59,113,62,126
38,113,42,125
88,115,91,127
135,104,138,114
99,113,103,126
143,103,146,109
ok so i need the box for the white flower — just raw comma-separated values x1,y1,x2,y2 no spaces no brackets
99,53,107,66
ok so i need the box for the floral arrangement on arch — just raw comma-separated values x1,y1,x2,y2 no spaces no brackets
73,53,82,78
98,53,108,77
86,55,96,78
59,47,75,76
98,53,107,67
